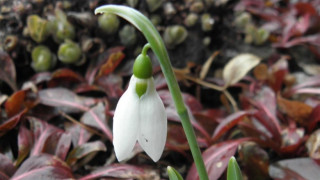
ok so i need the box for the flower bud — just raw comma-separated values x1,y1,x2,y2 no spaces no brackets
31,45,56,72
58,40,82,64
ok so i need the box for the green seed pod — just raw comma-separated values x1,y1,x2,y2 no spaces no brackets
27,15,51,43
190,2,204,13
98,13,120,35
253,28,270,45
234,12,252,29
201,13,215,32
4,35,18,52
126,0,139,7
119,25,137,47
31,45,56,72
163,25,188,49
58,40,82,64
184,13,199,27
150,15,162,26
146,0,164,12
52,9,75,43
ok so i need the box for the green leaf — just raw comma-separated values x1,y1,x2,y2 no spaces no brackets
227,156,243,180
167,166,184,180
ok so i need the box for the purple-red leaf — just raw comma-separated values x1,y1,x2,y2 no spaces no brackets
11,154,73,180
186,138,251,180
65,123,92,147
0,51,17,91
268,58,288,92
95,74,123,98
79,164,151,180
16,125,33,166
308,105,320,132
28,117,71,160
48,68,85,87
0,109,27,137
253,86,282,143
80,102,112,141
269,158,320,180
85,46,125,84
212,111,248,141
38,87,96,113
0,153,16,180
66,141,106,166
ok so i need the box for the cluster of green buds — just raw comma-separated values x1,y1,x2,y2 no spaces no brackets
234,11,270,45
26,8,83,72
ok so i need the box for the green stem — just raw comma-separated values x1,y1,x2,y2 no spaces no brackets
142,43,151,56
95,5,209,180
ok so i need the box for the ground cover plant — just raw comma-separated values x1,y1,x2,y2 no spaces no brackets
0,0,320,179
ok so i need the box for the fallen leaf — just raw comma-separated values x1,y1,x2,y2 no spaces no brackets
223,53,261,88
11,154,74,180
306,129,320,159
269,158,320,180
277,95,313,125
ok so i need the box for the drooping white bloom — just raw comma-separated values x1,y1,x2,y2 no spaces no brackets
113,75,167,162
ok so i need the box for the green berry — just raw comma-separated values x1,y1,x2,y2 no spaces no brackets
58,40,82,64
31,45,55,72
119,25,137,47
98,13,120,34
52,9,75,43
27,15,51,43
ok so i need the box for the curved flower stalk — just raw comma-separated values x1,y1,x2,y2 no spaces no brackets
113,45,167,162
95,5,209,180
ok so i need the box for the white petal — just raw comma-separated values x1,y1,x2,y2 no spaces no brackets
138,77,167,162
113,76,140,161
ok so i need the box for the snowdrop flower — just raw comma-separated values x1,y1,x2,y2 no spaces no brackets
113,52,167,162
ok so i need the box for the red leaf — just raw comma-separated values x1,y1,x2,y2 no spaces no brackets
268,58,288,92
95,74,124,98
16,125,33,166
81,103,112,141
186,138,251,180
38,88,97,113
65,123,92,147
238,142,270,179
5,90,26,117
28,117,71,160
48,68,85,87
167,123,190,151
11,154,73,180
308,104,320,132
96,51,125,78
252,86,282,143
85,46,124,84
66,141,106,166
0,51,17,91
0,109,27,137
269,158,320,180
79,164,149,180
212,111,248,141
284,75,320,97
0,154,16,179
295,2,317,16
